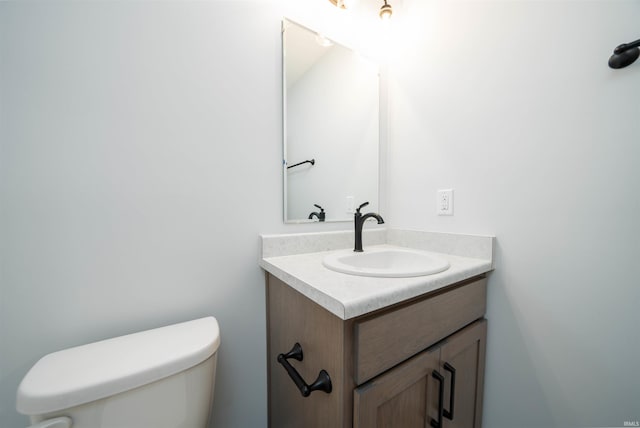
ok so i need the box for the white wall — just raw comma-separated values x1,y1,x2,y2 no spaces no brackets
3,0,639,427
0,1,358,427
387,0,640,427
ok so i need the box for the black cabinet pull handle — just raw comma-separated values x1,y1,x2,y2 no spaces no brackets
443,362,456,420
277,342,332,397
430,369,444,428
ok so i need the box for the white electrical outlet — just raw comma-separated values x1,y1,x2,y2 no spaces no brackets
346,196,354,213
437,189,453,216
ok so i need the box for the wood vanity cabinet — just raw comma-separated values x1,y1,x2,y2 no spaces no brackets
266,273,487,428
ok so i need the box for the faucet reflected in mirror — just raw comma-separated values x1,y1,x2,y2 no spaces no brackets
308,204,326,222
353,202,384,252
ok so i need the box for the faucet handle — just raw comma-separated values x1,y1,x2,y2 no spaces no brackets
314,204,324,212
356,202,369,213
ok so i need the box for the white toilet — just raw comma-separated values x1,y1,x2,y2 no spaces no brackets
16,316,220,428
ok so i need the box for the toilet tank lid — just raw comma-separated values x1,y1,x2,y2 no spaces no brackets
16,316,220,416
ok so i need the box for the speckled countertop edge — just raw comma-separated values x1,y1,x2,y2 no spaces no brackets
259,229,495,320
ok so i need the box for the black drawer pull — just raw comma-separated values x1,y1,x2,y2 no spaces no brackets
277,343,332,397
443,362,456,420
430,369,444,428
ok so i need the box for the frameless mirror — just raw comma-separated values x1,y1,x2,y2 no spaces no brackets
283,18,379,223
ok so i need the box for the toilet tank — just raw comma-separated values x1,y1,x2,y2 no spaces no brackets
16,317,220,428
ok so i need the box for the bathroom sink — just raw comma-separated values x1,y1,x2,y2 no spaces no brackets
322,247,450,278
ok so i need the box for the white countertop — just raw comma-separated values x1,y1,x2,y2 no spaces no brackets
259,229,495,320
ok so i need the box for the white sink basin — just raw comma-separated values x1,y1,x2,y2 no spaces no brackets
322,247,450,278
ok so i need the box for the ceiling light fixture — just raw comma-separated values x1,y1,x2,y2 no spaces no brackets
379,0,393,20
327,0,392,19
315,33,333,47
328,0,347,9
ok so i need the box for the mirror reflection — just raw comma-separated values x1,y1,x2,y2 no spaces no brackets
283,19,379,223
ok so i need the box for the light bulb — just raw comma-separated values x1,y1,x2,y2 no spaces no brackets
379,2,392,20
315,34,333,47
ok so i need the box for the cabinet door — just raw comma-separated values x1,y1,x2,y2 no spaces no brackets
440,319,487,428
353,347,441,428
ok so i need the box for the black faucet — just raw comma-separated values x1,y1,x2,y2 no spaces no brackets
354,202,384,252
308,204,325,222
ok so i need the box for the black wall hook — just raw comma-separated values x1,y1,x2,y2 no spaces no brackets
609,38,640,69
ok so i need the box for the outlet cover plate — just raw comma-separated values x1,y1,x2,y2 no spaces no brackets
437,189,453,216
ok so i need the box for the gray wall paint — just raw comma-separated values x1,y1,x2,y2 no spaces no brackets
2,0,639,427
0,1,352,427
387,1,640,427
